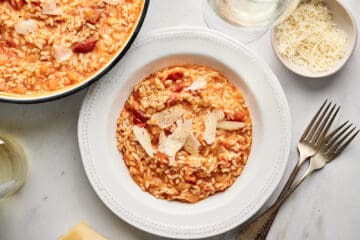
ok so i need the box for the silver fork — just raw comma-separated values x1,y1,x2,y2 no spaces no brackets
255,100,341,239
242,120,358,240
237,100,340,239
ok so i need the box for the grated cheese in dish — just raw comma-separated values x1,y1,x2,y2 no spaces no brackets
275,0,347,73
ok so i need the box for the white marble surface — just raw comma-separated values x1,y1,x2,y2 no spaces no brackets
0,0,359,239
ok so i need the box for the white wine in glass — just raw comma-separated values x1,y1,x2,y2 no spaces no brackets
0,134,28,200
203,0,300,42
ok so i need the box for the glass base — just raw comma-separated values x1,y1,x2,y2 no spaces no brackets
202,0,267,43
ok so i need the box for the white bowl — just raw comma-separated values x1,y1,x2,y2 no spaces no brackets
271,0,357,78
78,27,291,239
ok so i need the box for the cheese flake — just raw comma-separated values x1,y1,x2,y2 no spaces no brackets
158,130,167,153
164,119,192,157
53,44,72,62
184,76,207,91
133,125,154,157
184,132,201,155
103,0,122,5
15,19,37,35
217,121,246,130
203,110,224,144
151,107,186,129
42,0,63,15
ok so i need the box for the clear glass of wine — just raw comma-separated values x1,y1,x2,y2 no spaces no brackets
203,0,300,43
0,134,28,201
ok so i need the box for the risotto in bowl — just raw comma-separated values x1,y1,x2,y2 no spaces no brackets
116,65,252,203
0,0,148,102
78,27,291,239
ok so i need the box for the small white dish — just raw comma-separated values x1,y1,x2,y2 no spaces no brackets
271,0,357,78
78,27,291,239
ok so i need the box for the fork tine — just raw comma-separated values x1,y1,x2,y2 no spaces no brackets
316,105,341,146
327,127,356,154
300,100,328,141
304,101,332,142
324,121,350,142
334,130,360,155
313,104,339,146
324,122,353,151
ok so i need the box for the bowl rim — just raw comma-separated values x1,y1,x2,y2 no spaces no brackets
270,0,358,78
0,0,149,104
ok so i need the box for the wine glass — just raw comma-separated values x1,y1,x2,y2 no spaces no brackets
203,0,300,43
0,134,28,201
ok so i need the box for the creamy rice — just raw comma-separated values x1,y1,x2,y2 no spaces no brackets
116,65,252,203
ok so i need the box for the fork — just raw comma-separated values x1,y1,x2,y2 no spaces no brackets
241,120,358,240
237,100,341,239
254,100,340,239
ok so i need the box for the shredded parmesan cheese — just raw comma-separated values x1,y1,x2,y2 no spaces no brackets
275,0,347,72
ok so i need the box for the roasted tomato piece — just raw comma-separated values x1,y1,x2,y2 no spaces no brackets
233,110,247,121
8,0,25,9
73,38,97,53
165,93,177,106
132,108,149,122
173,84,185,93
167,71,184,81
133,117,146,127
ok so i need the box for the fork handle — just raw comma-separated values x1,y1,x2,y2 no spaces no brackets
252,156,326,239
237,203,279,240
238,162,309,240
250,162,303,239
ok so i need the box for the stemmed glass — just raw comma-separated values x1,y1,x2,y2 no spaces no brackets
0,134,28,201
203,0,301,43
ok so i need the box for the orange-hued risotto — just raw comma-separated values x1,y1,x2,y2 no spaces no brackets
116,65,252,203
0,0,144,95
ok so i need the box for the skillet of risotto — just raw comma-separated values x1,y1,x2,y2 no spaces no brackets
0,0,146,101
116,65,252,203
